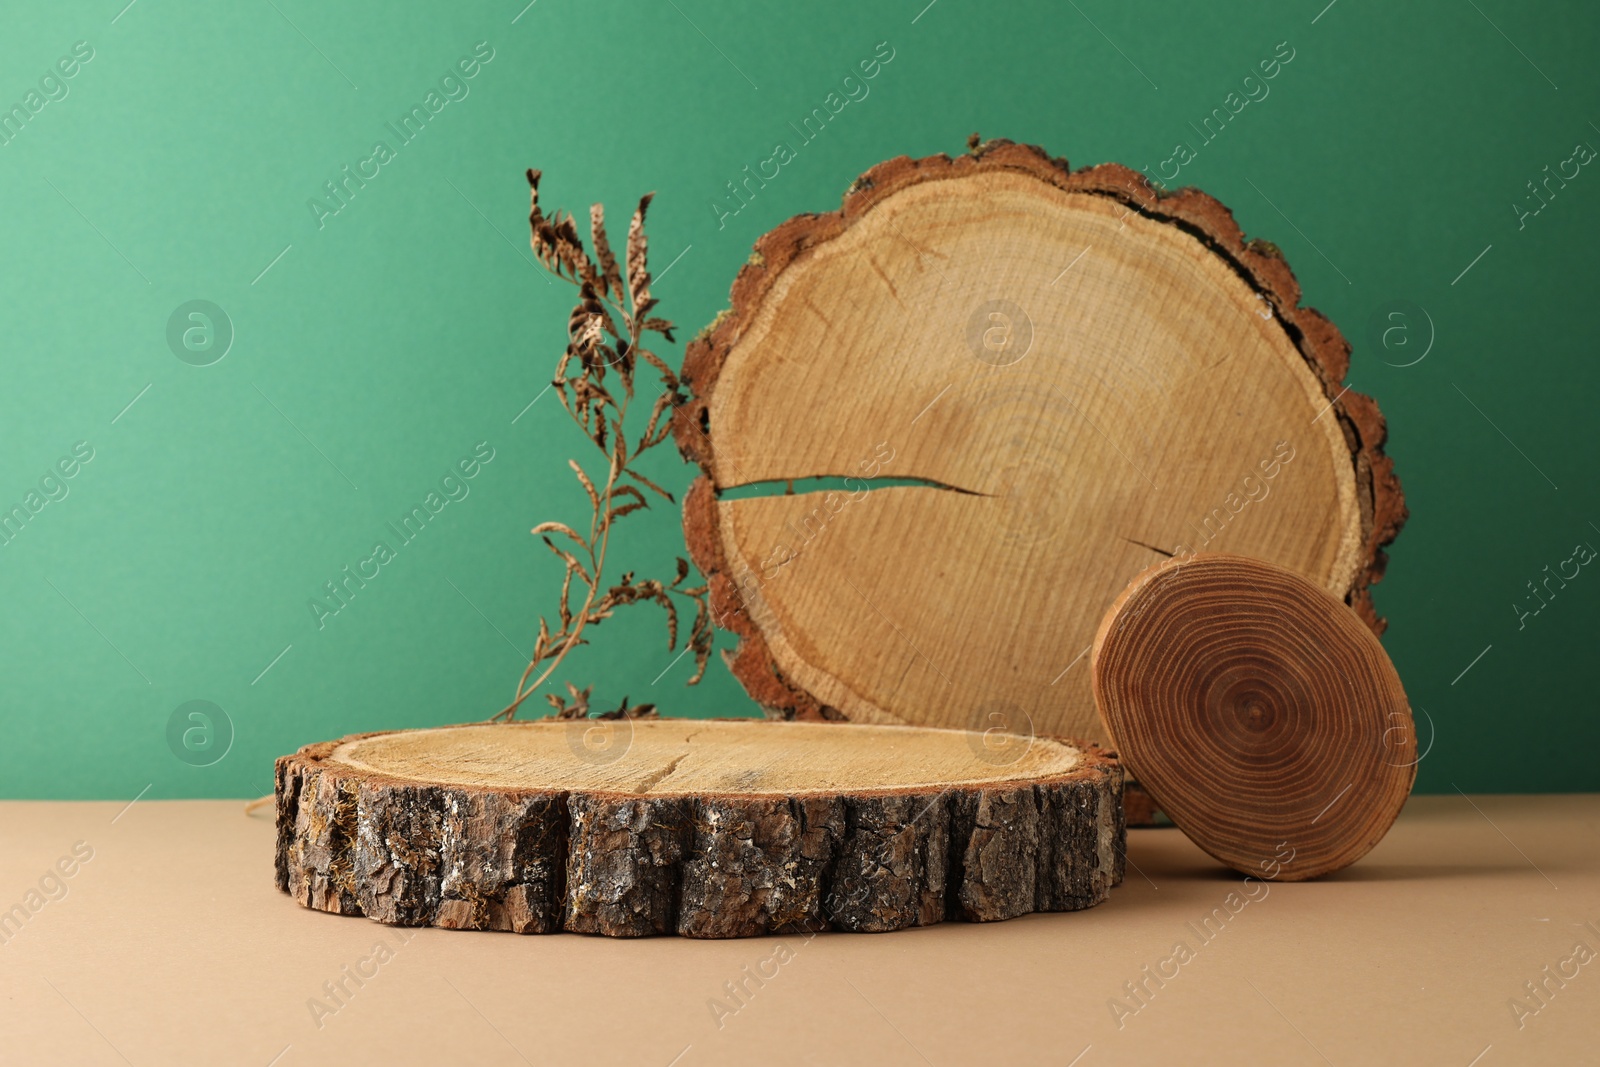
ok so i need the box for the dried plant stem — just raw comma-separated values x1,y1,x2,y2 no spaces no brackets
491,170,711,723
495,335,635,721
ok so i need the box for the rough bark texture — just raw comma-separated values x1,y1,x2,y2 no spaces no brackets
670,137,1406,748
275,731,1124,938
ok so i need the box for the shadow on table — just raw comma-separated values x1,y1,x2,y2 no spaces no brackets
1112,844,1550,891
1155,859,1556,885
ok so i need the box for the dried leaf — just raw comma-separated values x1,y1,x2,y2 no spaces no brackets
626,193,654,312
542,538,593,588
688,646,711,685
612,426,628,482
635,347,680,392
595,698,659,721
532,521,588,549
589,203,624,303
602,501,649,531
687,588,713,685
635,392,672,457
579,285,621,339
615,339,636,396
569,459,600,511
662,592,679,650
609,484,648,509
623,465,675,503
547,211,601,290
548,681,597,719
569,305,606,364
596,576,678,649
558,564,574,629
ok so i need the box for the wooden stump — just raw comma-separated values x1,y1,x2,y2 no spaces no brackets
275,720,1124,937
673,139,1405,760
1092,553,1416,880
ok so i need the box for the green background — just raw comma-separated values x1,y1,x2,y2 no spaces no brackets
1,0,1594,798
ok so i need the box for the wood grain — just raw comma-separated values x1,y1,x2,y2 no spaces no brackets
1092,552,1415,880
275,719,1124,937
673,138,1405,751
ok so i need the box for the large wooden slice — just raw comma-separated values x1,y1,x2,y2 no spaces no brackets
275,719,1124,938
673,138,1405,752
1092,553,1416,880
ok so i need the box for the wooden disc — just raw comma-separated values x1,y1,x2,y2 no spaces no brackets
275,719,1124,938
1091,553,1415,880
674,139,1405,749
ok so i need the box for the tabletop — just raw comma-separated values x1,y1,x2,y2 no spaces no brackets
0,794,1594,1066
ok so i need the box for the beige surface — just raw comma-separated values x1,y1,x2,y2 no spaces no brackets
1,795,1594,1065
330,720,1084,794
707,171,1362,743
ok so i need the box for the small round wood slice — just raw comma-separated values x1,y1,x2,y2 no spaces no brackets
275,719,1124,938
673,139,1405,758
1092,553,1416,880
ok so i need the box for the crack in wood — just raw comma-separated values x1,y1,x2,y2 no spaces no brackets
717,475,988,500
635,752,688,794
1121,537,1175,557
